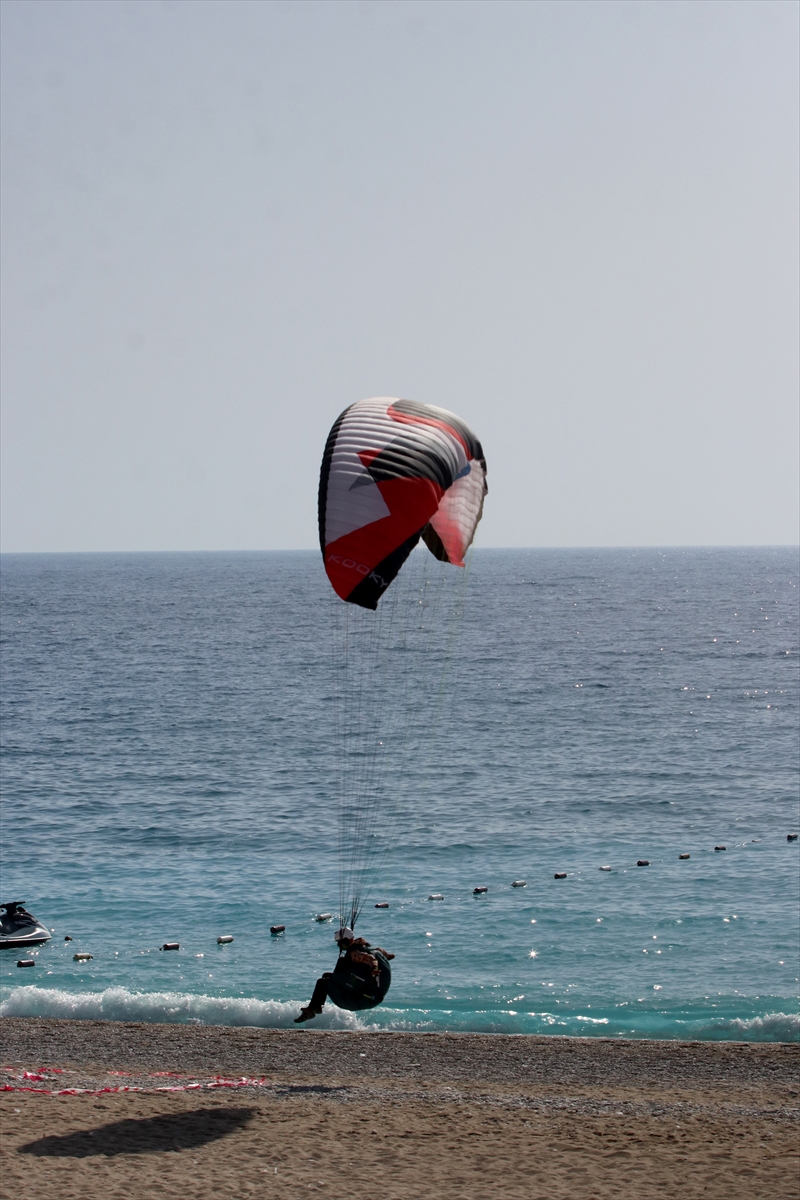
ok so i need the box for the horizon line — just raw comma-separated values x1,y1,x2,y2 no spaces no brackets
1,543,798,557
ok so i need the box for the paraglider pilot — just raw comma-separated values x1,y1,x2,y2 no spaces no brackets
295,928,394,1022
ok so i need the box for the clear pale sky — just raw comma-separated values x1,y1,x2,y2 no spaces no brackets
1,0,797,552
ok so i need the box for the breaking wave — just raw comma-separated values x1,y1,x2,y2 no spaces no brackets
709,1011,800,1040
1,986,797,1041
0,986,364,1030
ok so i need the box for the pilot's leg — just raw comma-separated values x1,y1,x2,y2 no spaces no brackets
295,973,331,1023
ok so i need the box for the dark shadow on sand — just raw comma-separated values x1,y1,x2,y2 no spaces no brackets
18,1106,255,1158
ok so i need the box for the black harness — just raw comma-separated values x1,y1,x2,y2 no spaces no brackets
325,948,392,1012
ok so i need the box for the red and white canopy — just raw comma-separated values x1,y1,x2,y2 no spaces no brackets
319,398,487,609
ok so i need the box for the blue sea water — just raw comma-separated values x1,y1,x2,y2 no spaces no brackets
1,547,798,1041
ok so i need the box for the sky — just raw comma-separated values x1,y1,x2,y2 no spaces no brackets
1,0,798,553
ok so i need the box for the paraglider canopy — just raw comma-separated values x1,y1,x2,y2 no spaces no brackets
319,398,487,609
318,395,488,937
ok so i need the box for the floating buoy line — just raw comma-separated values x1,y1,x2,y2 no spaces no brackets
538,834,793,880
6,835,794,968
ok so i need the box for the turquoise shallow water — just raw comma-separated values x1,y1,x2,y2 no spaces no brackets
1,547,798,1039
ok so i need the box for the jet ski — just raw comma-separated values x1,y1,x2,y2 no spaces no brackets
0,901,51,950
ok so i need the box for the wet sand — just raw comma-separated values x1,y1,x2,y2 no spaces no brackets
1,1018,798,1199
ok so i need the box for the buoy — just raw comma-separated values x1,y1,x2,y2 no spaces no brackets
315,913,333,922
161,943,180,951
637,860,650,867
473,886,488,895
270,925,285,935
714,845,726,852
428,894,444,901
17,960,35,968
554,872,567,880
217,935,234,944
679,853,690,860
788,834,798,842
63,935,73,942
599,865,611,871
374,902,389,909
511,880,527,888
73,952,93,961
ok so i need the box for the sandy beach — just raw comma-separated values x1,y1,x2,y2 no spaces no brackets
1,1019,797,1199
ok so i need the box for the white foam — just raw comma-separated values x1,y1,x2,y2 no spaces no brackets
0,986,366,1030
707,1011,800,1040
2,986,797,1041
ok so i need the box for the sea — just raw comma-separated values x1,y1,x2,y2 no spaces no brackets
1,547,798,1041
